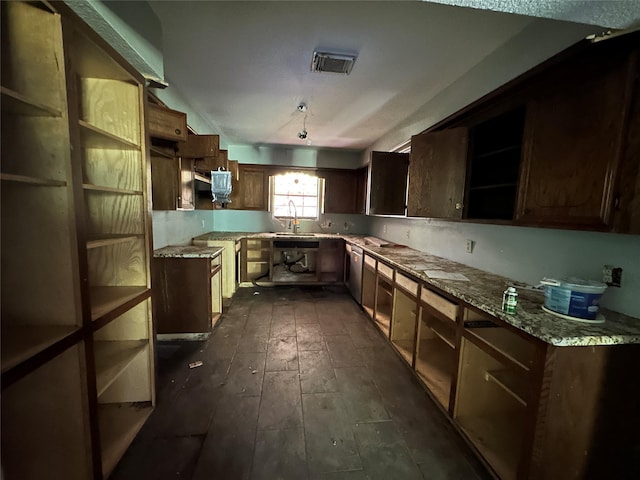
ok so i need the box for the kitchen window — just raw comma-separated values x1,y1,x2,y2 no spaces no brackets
271,172,323,220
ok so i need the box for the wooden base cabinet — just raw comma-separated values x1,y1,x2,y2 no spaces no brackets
191,239,240,302
153,256,223,335
359,253,639,480
454,308,639,480
1,2,155,478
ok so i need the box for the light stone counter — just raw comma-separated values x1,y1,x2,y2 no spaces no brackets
192,231,345,244
344,238,640,347
190,232,640,346
154,245,224,259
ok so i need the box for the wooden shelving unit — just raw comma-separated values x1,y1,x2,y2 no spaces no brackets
241,238,272,283
390,287,418,366
466,108,525,220
1,2,155,478
415,337,457,409
361,262,377,320
374,276,393,337
455,329,531,480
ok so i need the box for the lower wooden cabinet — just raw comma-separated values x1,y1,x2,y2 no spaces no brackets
240,237,345,285
360,253,639,480
416,287,459,411
390,273,419,366
153,255,222,335
191,238,240,302
318,239,344,283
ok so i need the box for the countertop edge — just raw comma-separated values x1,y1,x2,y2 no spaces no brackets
189,232,640,346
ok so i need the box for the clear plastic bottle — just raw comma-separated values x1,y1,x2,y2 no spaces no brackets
502,286,518,314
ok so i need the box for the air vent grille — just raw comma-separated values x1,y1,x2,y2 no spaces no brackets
311,51,357,75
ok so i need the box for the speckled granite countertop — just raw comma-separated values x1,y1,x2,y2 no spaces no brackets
192,232,346,244
344,239,640,347
190,232,640,346
154,245,224,258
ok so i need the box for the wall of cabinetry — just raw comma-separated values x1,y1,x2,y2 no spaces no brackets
1,2,155,478
404,32,639,232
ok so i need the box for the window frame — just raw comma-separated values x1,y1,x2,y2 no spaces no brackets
270,172,325,220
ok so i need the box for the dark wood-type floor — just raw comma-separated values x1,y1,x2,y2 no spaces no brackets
112,286,491,480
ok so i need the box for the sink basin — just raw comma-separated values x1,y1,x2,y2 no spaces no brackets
275,232,316,237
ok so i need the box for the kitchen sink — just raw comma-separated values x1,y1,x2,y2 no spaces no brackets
274,232,316,237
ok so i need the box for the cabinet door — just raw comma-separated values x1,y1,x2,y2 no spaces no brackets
196,148,228,173
147,103,187,142
408,128,469,218
322,169,360,214
151,149,179,210
153,258,211,333
516,47,633,229
231,165,269,210
176,134,220,158
178,157,195,210
369,151,410,215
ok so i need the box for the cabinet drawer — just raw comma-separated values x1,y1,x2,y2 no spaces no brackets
148,103,187,142
396,272,418,297
377,262,394,281
364,254,376,269
421,288,458,322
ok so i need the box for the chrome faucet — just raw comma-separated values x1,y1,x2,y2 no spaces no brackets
288,199,299,233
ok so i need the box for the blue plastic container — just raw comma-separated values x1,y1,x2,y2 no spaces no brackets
541,277,607,320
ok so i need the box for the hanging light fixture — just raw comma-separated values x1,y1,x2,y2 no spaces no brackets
297,103,308,140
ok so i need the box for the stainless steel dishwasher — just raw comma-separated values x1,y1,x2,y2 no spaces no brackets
349,245,363,304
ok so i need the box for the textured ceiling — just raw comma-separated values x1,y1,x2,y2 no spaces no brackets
149,1,639,151
427,0,640,29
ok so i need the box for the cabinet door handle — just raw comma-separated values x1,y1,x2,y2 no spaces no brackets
455,202,463,210
175,128,181,135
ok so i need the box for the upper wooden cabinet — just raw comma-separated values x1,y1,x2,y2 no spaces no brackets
515,44,635,229
369,151,410,215
408,128,468,219
150,145,179,210
466,107,525,220
229,164,269,210
320,168,367,214
196,148,228,173
147,103,187,142
177,134,219,159
405,32,639,232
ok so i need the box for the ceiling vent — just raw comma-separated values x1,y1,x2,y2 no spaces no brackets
311,51,357,75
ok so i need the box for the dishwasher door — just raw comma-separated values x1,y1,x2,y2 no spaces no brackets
349,246,363,304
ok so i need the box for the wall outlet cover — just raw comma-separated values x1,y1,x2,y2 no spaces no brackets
466,239,474,254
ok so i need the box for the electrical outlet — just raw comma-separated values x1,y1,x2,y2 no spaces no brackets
603,265,622,287
406,229,410,239
383,224,387,234
466,239,474,254
201,220,205,229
